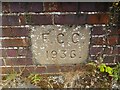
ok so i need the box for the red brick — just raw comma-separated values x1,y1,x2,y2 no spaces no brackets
9,2,26,13
21,14,52,25
44,2,78,12
118,36,120,44
8,2,43,13
44,2,111,12
46,65,60,73
24,2,43,12
1,27,29,37
2,15,19,26
2,38,30,47
92,26,120,35
34,67,47,73
109,29,120,35
2,2,10,13
2,49,17,57
118,47,120,54
2,2,111,13
17,48,32,57
104,47,118,55
79,2,111,12
91,37,104,45
87,14,99,24
60,65,78,72
91,36,118,45
44,2,56,12
90,56,116,64
28,2,43,12
46,65,82,73
103,56,115,63
106,36,118,45
31,14,52,25
89,47,103,55
55,14,109,25
116,56,120,63
92,26,105,35
1,58,33,66
1,48,32,57
54,14,86,25
87,14,109,24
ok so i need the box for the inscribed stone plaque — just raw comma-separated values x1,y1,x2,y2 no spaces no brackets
31,25,90,64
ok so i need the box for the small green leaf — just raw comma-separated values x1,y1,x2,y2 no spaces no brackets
105,67,113,75
98,64,106,72
100,67,104,72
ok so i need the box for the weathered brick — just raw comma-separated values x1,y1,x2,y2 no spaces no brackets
44,2,78,12
46,65,83,73
2,14,52,25
2,38,30,47
116,56,120,63
2,58,33,66
2,2,112,13
9,2,43,13
91,36,118,45
34,67,47,73
17,48,32,57
103,56,115,63
9,2,26,13
109,29,120,35
118,35,120,44
92,26,105,35
31,14,52,25
79,2,111,12
2,49,17,57
25,2,43,12
104,47,118,55
89,47,103,55
44,2,111,12
91,37,104,45
1,48,32,57
55,14,109,25
44,2,57,12
54,14,87,25
46,65,60,73
59,65,78,72
90,55,113,62
1,27,29,37
79,3,96,12
2,2,10,13
92,26,120,35
106,36,118,45
87,14,99,24
22,14,52,25
118,47,120,54
87,14,109,24
2,15,19,26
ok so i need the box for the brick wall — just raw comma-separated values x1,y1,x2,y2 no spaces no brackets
1,2,120,76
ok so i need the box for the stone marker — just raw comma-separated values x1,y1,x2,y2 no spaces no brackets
31,25,90,64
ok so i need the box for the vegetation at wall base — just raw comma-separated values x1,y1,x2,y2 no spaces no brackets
1,60,119,88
